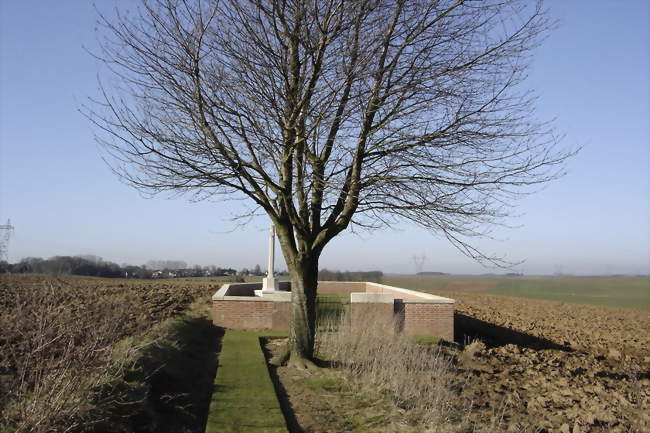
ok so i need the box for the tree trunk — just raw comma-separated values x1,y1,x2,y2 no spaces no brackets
289,258,319,362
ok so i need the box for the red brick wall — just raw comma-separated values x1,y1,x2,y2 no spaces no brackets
212,299,292,330
402,302,454,341
317,281,366,294
213,300,274,329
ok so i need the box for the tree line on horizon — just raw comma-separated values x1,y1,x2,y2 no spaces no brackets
318,269,383,283
0,256,383,282
0,256,238,279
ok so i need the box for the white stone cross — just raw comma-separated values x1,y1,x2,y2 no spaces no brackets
261,223,278,292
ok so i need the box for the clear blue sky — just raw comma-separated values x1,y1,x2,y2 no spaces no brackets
1,1,648,275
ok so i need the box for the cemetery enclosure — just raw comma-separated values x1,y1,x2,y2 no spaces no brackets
211,281,455,341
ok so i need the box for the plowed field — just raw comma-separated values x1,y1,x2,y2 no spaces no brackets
0,275,219,432
437,291,650,433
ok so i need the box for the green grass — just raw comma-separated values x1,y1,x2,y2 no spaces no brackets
384,275,495,292
489,276,650,310
205,330,288,433
306,376,344,392
384,275,650,310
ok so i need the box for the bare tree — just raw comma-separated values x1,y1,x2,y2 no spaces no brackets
86,0,573,364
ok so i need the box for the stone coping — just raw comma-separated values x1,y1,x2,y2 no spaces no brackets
364,282,454,304
213,281,454,304
213,282,265,301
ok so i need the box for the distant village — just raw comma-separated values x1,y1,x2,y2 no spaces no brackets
0,255,286,280
0,255,385,282
148,264,279,279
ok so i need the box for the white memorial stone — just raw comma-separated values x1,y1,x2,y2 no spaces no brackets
261,223,278,292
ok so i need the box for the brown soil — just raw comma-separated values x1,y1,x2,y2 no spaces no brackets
0,275,218,382
440,291,650,359
0,275,219,432
441,291,650,433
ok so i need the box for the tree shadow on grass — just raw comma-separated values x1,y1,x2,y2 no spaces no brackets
96,315,225,433
259,337,305,433
145,317,225,433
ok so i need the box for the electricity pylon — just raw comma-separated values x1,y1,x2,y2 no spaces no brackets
0,220,15,263
412,253,426,275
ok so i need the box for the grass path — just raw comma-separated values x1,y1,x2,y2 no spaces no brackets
205,330,288,433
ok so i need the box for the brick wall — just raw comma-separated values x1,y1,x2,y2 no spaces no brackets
212,299,292,330
401,302,454,341
317,281,366,294
212,300,272,329
212,281,454,341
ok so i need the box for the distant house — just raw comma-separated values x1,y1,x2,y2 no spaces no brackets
151,270,178,278
177,268,195,278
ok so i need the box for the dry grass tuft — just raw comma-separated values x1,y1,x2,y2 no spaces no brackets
317,310,471,432
460,340,485,363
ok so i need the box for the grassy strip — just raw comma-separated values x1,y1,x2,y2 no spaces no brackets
384,275,650,310
206,330,288,433
489,277,650,310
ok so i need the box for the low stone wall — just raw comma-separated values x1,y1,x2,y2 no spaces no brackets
211,281,454,340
